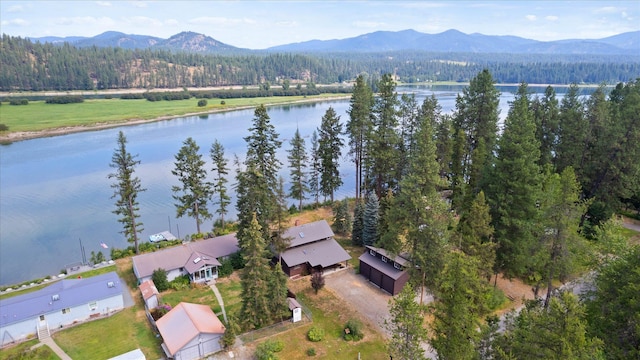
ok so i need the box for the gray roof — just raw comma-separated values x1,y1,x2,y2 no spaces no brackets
359,251,408,280
0,272,123,327
132,234,239,280
365,245,411,267
281,238,351,268
283,220,335,248
156,302,225,356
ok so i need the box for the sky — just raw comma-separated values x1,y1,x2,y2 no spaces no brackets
1,1,638,49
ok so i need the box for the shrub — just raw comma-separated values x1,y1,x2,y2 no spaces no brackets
45,95,84,104
197,99,208,107
9,98,28,105
169,275,190,290
307,326,324,342
218,257,234,278
255,339,284,360
220,100,226,105
0,124,9,131
306,347,316,356
343,319,364,341
311,272,325,294
152,268,169,292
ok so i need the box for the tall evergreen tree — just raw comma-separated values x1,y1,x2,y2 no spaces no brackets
385,283,428,360
239,213,273,330
267,265,290,322
317,107,344,202
108,131,145,254
435,113,453,181
346,74,374,200
210,140,230,229
554,84,585,173
431,251,488,360
362,192,380,246
450,69,500,212
397,93,420,180
351,199,365,246
487,82,542,278
287,128,309,210
370,73,401,196
308,130,321,207
532,86,560,167
333,198,352,235
456,191,496,282
172,137,213,235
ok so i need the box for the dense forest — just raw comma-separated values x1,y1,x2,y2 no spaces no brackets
1,34,639,91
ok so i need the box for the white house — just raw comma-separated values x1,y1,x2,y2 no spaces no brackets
156,302,225,360
132,234,239,284
0,272,124,346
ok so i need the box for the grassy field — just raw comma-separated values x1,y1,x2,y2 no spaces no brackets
0,94,348,134
0,339,61,360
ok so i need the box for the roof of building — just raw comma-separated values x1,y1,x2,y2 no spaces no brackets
0,272,123,327
283,220,335,248
287,297,301,311
139,280,159,301
364,245,411,267
107,348,146,360
156,302,225,356
281,237,351,268
132,233,239,280
359,251,408,280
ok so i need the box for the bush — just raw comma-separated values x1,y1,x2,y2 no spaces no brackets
197,99,208,107
45,95,84,104
0,124,9,131
152,268,170,292
220,100,226,105
306,347,316,356
218,257,234,278
9,98,28,105
307,326,324,342
311,272,325,294
255,339,284,360
170,275,190,290
343,319,364,341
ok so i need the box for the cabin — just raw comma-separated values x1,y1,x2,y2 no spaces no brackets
0,272,124,346
358,246,411,295
156,302,225,360
132,233,239,284
277,220,351,278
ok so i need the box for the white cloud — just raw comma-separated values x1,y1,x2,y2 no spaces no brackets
129,1,148,8
124,16,163,27
95,1,111,6
0,18,29,26
7,5,23,13
545,15,558,21
275,21,298,27
188,16,253,26
525,15,537,21
352,21,386,28
54,16,115,27
595,6,618,14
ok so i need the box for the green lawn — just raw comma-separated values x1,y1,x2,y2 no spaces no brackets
0,94,348,134
0,339,61,360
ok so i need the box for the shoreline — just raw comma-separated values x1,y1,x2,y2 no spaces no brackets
0,95,352,143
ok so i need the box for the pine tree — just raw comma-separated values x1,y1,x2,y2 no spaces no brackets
456,191,497,281
333,198,352,235
431,252,487,360
210,140,230,230
317,107,344,202
370,74,401,196
385,283,428,360
351,199,365,246
532,86,559,167
487,82,542,278
267,265,290,321
362,192,379,246
308,130,321,207
554,84,585,173
239,213,273,329
172,137,213,235
346,74,374,200
287,128,309,210
108,131,145,254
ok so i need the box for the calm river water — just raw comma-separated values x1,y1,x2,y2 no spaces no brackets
0,85,573,286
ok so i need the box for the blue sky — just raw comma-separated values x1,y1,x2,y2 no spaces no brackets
1,1,638,49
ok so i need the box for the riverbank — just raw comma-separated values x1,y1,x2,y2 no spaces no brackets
0,94,351,143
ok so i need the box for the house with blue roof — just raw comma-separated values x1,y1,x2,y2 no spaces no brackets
0,271,124,347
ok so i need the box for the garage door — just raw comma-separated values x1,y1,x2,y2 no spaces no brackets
381,274,395,295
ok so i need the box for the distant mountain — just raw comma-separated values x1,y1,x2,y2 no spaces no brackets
29,29,640,55
267,29,640,55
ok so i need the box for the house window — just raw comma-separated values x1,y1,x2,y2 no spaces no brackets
369,249,375,256
381,256,388,263
394,262,402,270
62,308,70,314
89,301,97,311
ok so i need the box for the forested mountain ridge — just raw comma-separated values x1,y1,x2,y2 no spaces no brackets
1,34,639,92
27,28,640,55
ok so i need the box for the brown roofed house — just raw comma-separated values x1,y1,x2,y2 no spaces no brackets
156,302,225,360
139,279,160,310
359,245,411,295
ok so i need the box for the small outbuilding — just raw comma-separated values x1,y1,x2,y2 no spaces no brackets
156,302,225,360
139,280,160,310
358,246,411,295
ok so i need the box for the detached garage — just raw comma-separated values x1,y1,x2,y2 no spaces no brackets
358,246,410,296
